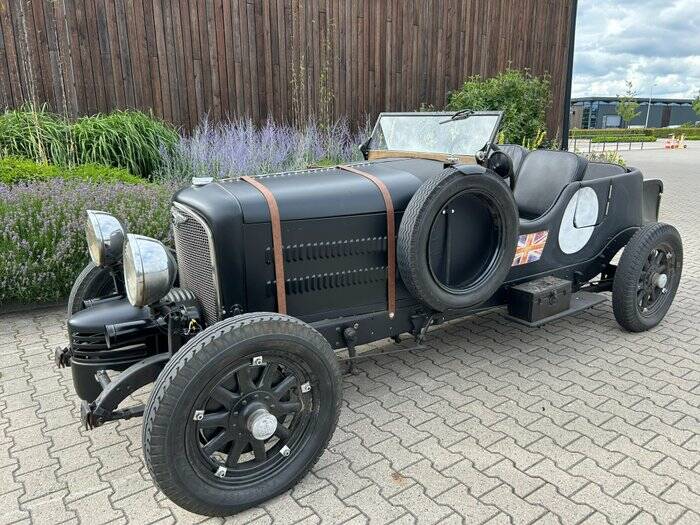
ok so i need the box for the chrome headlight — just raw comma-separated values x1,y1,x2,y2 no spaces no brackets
85,210,125,267
123,234,177,307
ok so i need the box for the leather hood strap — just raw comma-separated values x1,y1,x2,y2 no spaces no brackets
240,176,287,314
337,165,396,318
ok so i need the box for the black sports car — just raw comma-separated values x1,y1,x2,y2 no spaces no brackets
56,111,682,516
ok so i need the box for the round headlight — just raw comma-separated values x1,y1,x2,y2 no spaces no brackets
86,210,125,267
123,234,177,307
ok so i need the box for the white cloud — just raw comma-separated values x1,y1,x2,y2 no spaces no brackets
572,0,700,99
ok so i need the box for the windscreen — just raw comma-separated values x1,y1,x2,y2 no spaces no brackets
368,113,501,156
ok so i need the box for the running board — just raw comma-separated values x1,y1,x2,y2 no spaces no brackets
504,291,607,328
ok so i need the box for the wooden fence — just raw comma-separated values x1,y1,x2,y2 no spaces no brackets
0,0,574,133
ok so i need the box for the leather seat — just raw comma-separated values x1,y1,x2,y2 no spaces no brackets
514,150,588,220
582,161,626,180
498,144,529,184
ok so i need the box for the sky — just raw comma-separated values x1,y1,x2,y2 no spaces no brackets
572,0,700,100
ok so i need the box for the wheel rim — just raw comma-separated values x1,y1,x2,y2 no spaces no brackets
427,189,504,294
637,243,676,316
187,354,314,486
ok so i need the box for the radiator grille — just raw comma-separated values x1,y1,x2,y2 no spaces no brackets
172,204,220,325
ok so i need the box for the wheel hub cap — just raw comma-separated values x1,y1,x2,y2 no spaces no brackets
654,273,668,289
247,408,277,440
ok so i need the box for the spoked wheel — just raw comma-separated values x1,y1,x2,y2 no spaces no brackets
193,356,312,483
636,247,675,313
613,223,683,332
143,313,341,516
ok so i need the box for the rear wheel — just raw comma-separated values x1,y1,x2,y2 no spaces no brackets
143,313,342,516
612,223,682,332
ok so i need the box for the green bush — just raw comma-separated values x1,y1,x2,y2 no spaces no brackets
0,179,173,305
590,135,656,143
447,68,551,145
0,157,142,185
0,106,178,178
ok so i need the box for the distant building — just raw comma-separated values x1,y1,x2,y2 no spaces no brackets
570,97,697,129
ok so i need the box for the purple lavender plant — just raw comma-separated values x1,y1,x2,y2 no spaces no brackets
156,117,369,182
0,180,174,305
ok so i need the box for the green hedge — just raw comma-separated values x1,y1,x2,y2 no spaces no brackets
0,106,178,178
0,157,143,185
590,135,657,143
570,127,698,139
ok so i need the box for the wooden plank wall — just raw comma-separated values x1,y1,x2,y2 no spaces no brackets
0,0,574,135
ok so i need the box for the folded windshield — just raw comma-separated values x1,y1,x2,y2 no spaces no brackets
368,112,502,157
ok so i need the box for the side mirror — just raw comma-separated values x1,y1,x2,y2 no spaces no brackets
486,151,514,180
359,138,371,160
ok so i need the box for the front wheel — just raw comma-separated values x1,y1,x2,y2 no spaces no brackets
612,223,683,332
142,313,342,516
67,261,116,316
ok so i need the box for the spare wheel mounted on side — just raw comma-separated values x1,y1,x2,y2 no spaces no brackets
398,166,518,312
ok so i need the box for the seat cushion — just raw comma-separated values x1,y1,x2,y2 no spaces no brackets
514,150,588,219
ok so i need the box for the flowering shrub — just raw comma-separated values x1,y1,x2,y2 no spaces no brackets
0,180,173,305
156,118,366,182
578,150,626,167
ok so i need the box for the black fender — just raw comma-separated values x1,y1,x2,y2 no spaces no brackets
84,353,170,428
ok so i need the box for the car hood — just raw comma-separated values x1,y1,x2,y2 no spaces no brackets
174,157,446,223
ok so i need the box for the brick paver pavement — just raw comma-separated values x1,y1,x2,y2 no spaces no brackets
1,146,698,524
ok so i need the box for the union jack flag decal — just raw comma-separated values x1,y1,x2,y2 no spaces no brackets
512,230,548,266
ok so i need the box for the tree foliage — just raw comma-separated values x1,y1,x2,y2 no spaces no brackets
693,93,700,117
446,68,551,145
616,81,640,127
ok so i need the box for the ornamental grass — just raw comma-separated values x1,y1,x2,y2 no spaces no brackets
0,106,177,178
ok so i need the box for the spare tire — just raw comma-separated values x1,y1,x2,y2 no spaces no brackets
397,167,518,311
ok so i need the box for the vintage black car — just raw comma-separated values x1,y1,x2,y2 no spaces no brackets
56,111,683,516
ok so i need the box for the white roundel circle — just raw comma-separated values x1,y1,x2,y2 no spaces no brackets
558,187,599,254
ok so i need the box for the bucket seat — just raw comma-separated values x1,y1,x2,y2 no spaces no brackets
513,150,588,220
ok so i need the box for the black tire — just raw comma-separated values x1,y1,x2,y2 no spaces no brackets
143,312,342,517
67,262,116,316
397,168,519,311
612,222,683,332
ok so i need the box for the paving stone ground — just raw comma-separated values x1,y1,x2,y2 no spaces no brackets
1,145,699,524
